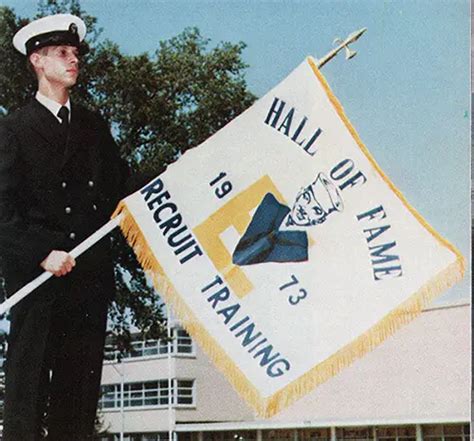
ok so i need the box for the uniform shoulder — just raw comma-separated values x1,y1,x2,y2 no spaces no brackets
73,103,109,127
0,101,36,131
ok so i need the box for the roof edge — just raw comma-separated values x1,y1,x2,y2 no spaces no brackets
175,416,469,432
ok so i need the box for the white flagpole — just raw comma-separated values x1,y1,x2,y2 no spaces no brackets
0,27,367,317
0,214,122,316
166,305,175,441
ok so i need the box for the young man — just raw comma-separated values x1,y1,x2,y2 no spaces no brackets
0,14,129,440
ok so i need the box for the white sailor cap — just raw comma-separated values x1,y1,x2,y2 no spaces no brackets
13,13,87,56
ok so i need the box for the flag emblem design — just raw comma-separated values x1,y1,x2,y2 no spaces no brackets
113,57,464,417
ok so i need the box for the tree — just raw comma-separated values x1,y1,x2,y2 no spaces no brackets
0,0,256,349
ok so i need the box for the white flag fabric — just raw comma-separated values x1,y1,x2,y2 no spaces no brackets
113,57,464,417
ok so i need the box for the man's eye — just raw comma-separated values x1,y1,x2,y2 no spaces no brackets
303,192,311,202
313,206,323,215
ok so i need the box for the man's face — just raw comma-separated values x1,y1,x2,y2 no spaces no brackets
287,182,325,227
286,173,343,228
34,45,80,88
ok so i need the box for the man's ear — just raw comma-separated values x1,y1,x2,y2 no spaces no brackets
29,52,42,72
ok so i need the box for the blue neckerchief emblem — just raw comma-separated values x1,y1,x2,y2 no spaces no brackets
232,193,308,266
232,173,344,266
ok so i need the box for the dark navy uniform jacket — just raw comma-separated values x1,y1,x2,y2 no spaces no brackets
0,99,129,297
232,193,309,266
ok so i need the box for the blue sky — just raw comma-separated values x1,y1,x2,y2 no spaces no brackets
4,0,470,304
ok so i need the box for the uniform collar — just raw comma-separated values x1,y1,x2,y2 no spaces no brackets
35,91,71,123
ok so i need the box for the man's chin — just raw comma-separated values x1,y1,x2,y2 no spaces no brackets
64,73,78,87
287,215,308,228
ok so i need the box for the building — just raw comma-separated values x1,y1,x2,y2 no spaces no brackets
97,302,470,441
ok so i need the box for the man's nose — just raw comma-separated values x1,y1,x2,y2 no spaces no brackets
69,52,79,64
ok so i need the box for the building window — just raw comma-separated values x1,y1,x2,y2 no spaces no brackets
176,434,200,441
336,427,372,441
376,426,416,441
99,379,195,410
97,434,170,441
263,429,296,440
201,432,257,441
299,428,331,441
104,328,194,361
174,427,472,441
422,424,470,441
176,329,193,354
175,379,194,405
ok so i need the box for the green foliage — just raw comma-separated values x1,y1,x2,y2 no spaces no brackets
0,1,256,348
0,7,33,113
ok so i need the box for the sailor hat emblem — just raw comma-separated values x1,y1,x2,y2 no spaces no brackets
13,13,87,55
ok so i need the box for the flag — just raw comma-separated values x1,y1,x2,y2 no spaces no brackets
113,57,464,417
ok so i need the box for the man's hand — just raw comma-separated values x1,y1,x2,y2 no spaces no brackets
40,250,76,277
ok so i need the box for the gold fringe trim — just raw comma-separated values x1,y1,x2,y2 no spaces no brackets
114,199,464,418
112,202,267,416
112,61,465,417
262,257,463,417
306,56,465,275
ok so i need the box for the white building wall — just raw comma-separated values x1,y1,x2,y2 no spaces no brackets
100,342,255,433
101,358,174,433
100,303,470,435
174,348,255,423
267,304,470,425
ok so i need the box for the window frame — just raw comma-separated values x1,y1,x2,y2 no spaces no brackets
99,378,196,411
104,328,195,363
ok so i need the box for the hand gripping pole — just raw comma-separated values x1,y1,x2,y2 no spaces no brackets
0,214,122,316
